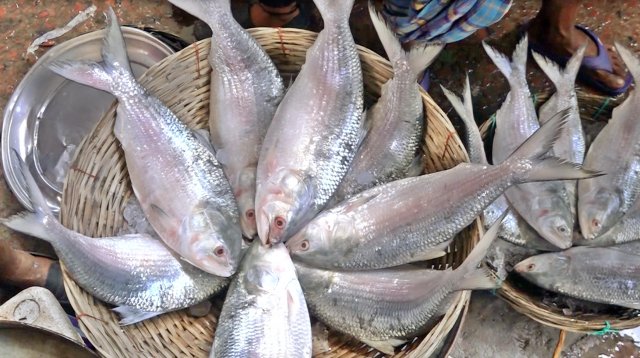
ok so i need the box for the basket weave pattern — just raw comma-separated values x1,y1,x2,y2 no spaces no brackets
60,28,478,357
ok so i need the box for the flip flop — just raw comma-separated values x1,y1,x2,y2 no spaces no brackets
528,25,632,97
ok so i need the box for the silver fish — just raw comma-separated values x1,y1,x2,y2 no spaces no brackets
2,151,228,325
294,212,503,355
484,38,575,249
331,5,443,203
515,243,640,309
578,44,640,240
168,0,284,239
443,81,559,252
287,110,598,270
255,0,364,245
575,196,640,246
48,9,242,277
213,242,311,358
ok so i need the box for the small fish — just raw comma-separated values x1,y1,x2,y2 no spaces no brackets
168,0,285,239
331,5,443,203
2,151,228,325
287,110,599,270
515,242,640,309
255,0,365,245
47,9,242,277
484,38,575,249
213,242,311,358
578,44,640,240
294,211,503,355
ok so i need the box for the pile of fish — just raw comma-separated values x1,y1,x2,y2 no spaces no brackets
0,0,611,357
443,35,640,313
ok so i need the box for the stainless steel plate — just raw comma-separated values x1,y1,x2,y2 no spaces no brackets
2,27,174,214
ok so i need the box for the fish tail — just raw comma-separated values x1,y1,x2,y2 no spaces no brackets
532,44,585,91
506,108,602,182
455,211,506,290
483,35,528,86
1,149,55,242
167,0,230,27
314,0,355,24
615,42,640,87
441,75,487,164
113,306,164,325
48,7,133,93
368,2,442,79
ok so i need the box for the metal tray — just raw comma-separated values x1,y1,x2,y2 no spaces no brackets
2,27,174,215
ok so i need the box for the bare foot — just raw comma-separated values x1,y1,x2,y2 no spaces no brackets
528,21,628,91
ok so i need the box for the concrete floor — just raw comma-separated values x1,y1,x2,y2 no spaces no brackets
2,0,640,357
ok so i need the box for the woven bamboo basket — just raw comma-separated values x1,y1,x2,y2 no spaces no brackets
479,89,637,333
59,27,480,357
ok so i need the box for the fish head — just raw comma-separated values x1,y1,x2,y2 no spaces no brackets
179,207,241,277
579,188,622,240
286,210,354,265
537,213,573,249
256,169,313,245
243,242,296,296
514,253,571,288
236,167,258,239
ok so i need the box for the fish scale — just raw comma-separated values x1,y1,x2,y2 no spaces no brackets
255,0,364,245
516,244,640,309
168,0,285,239
47,8,242,277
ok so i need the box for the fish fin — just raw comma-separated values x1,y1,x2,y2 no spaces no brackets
407,44,444,80
459,211,507,272
367,2,442,79
361,338,405,355
404,154,424,177
506,108,602,182
10,149,53,217
150,203,171,220
48,8,133,93
457,266,500,291
616,42,640,85
441,78,486,165
483,36,527,86
113,306,164,325
1,212,52,243
193,128,215,154
314,0,354,24
532,44,585,92
406,250,447,263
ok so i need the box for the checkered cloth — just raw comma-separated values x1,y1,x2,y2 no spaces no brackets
383,0,512,44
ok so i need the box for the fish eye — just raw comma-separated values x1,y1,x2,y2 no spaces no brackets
592,218,601,228
274,216,286,229
245,209,255,219
300,240,310,251
558,226,567,233
527,263,535,271
214,246,225,257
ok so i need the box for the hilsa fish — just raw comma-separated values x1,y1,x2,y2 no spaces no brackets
255,0,365,245
168,0,285,239
294,211,505,355
484,38,576,249
330,4,443,203
2,151,228,325
578,43,640,240
48,8,242,277
287,109,600,270
212,242,311,358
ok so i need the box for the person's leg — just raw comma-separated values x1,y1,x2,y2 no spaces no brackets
528,0,627,92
